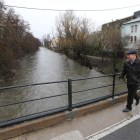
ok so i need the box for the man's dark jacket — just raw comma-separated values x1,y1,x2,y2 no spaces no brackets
120,56,140,85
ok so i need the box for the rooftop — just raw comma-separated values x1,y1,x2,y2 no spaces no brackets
102,15,133,25
123,17,140,25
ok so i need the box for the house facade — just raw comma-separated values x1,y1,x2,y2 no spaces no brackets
51,37,59,48
102,16,134,34
102,10,140,34
121,17,140,49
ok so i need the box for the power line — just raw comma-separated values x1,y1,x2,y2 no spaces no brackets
4,4,140,12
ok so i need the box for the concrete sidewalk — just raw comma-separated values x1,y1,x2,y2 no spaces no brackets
8,100,140,140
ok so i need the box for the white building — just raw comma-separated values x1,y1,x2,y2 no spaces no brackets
51,37,59,48
121,17,140,49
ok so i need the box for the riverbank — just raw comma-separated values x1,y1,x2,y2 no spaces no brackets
94,59,125,74
0,3,41,81
48,47,125,75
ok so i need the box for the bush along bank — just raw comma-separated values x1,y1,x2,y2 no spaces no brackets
0,1,41,80
67,50,125,75
80,54,125,74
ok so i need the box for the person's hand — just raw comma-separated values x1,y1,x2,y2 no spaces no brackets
120,78,124,81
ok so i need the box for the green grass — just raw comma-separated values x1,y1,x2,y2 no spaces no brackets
104,67,114,73
104,60,125,74
116,60,125,72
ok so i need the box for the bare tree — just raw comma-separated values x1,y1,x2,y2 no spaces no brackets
0,1,41,79
107,30,130,72
55,11,76,52
42,34,51,47
55,11,95,57
96,27,112,62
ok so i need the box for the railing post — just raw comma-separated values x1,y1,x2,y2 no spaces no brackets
68,79,72,111
112,74,116,99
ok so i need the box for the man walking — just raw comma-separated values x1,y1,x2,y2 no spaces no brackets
120,49,140,112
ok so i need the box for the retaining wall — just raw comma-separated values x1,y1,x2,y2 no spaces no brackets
80,54,112,67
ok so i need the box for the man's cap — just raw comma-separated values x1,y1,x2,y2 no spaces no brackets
126,49,137,54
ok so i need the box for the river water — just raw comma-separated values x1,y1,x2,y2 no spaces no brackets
0,47,127,122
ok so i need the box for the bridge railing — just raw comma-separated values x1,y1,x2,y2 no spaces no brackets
0,73,128,128
69,73,127,110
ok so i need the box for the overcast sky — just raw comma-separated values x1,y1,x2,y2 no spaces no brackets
3,0,140,40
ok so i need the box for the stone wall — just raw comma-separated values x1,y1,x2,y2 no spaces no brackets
80,54,112,67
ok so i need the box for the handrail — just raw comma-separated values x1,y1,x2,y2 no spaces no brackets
0,105,68,124
0,106,68,128
0,80,68,91
115,81,127,85
72,84,113,94
72,74,114,81
0,73,127,128
0,93,68,108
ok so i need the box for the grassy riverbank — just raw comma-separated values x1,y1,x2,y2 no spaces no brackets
95,60,125,74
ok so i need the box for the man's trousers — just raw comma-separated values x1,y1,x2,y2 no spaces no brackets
126,84,139,109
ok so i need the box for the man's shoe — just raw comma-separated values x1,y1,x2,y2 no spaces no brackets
136,99,139,106
122,108,132,112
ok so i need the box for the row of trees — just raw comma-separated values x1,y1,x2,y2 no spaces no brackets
49,11,130,71
87,28,130,71
0,1,41,79
42,34,51,48
55,11,94,57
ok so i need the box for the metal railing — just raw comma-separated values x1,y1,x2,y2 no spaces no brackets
0,73,127,128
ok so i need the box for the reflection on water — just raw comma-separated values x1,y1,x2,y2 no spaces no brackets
0,47,127,121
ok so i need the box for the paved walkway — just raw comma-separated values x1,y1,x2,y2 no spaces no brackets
8,100,140,140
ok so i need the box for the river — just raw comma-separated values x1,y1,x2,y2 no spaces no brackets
0,47,127,122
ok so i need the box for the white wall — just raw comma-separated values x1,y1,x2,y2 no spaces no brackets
121,21,140,49
51,37,59,48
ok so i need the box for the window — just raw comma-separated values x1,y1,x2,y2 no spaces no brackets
135,25,137,32
107,23,109,28
131,36,133,43
134,36,137,43
131,25,134,33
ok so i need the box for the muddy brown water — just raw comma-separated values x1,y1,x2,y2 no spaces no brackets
0,47,127,122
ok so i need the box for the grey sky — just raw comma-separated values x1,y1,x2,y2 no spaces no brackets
3,0,140,40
